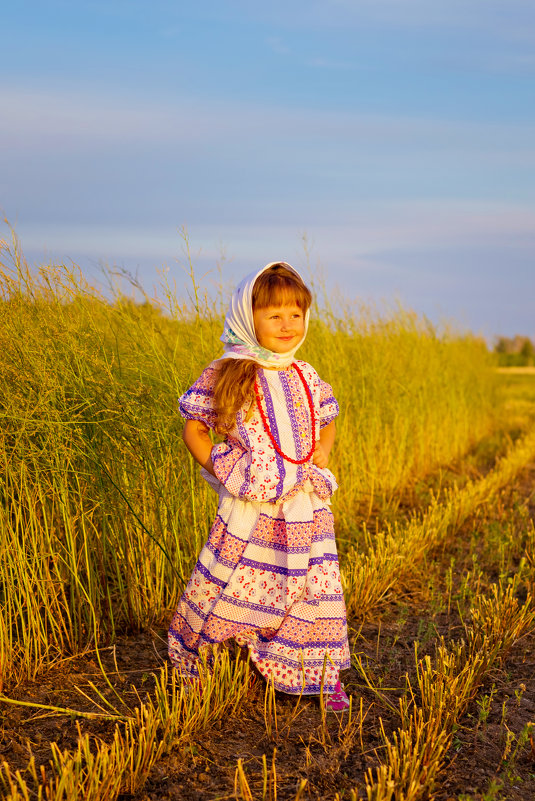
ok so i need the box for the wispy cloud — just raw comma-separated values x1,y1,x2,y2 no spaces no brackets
312,0,535,36
15,199,534,262
2,84,535,239
232,0,535,74
265,36,291,55
10,203,534,338
3,84,535,158
0,87,186,147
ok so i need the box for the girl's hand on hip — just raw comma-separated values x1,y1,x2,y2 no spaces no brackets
312,441,329,469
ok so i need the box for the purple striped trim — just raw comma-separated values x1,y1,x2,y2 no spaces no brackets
308,554,339,566
319,394,337,408
182,594,209,620
235,412,253,496
254,650,350,669
260,634,349,650
212,444,248,485
276,593,347,607
181,385,214,399
170,635,351,693
168,617,199,654
251,648,351,673
209,513,250,543
311,593,346,602
248,537,312,554
219,594,287,617
179,407,217,424
203,549,243,570
196,626,258,647
171,629,216,651
169,636,198,658
170,616,259,651
174,593,347,642
270,609,347,626
254,510,333,527
239,555,338,575
311,530,336,542
319,397,339,429
271,681,327,695
258,370,285,499
205,524,333,559
280,369,304,481
196,560,227,588
319,413,338,428
247,526,335,546
240,556,307,576
315,469,333,496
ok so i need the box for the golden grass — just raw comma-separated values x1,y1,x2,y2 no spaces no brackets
0,650,254,800
0,239,499,686
358,582,535,801
2,232,531,799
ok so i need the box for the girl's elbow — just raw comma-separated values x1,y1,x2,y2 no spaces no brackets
182,419,199,449
182,419,209,449
182,422,190,445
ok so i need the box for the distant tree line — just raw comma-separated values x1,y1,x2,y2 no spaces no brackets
494,335,535,366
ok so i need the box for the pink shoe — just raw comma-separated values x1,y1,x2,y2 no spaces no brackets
325,679,350,711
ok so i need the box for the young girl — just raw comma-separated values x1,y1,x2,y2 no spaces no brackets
168,262,350,710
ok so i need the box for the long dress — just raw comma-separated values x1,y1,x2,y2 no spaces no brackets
167,359,350,695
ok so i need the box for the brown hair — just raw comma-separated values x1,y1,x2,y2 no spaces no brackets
252,263,312,314
213,264,312,434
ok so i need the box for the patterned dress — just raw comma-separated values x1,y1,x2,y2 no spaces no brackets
168,359,350,695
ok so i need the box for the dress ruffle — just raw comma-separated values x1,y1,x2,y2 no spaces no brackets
168,486,350,695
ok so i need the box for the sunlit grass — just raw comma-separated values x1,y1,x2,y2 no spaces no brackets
0,235,500,686
1,231,535,801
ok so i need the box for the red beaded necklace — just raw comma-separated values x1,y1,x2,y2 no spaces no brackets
254,362,316,465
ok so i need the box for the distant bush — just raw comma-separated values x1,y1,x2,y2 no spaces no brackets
494,335,535,366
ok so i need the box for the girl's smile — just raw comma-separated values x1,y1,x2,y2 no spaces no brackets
253,304,305,354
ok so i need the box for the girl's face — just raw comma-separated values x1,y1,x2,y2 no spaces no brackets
253,303,305,354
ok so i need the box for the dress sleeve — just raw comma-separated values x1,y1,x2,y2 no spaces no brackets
178,363,219,429
319,378,339,428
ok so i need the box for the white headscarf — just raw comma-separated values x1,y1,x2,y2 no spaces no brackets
219,261,310,369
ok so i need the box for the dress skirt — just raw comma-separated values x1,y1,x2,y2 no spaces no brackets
168,481,351,695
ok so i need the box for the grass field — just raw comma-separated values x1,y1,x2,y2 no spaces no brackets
1,246,535,800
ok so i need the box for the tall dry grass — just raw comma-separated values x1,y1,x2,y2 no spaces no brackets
0,238,497,686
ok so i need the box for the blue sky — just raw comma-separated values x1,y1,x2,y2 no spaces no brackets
2,1,534,339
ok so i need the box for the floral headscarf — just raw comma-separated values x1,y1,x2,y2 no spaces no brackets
219,261,310,369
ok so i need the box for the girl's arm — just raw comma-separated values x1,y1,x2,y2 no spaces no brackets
313,420,336,469
182,419,216,476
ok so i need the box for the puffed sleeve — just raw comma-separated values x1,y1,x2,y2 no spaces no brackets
178,363,219,430
319,378,339,428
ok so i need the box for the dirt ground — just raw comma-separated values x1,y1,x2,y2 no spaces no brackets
1,622,534,799
1,469,535,800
